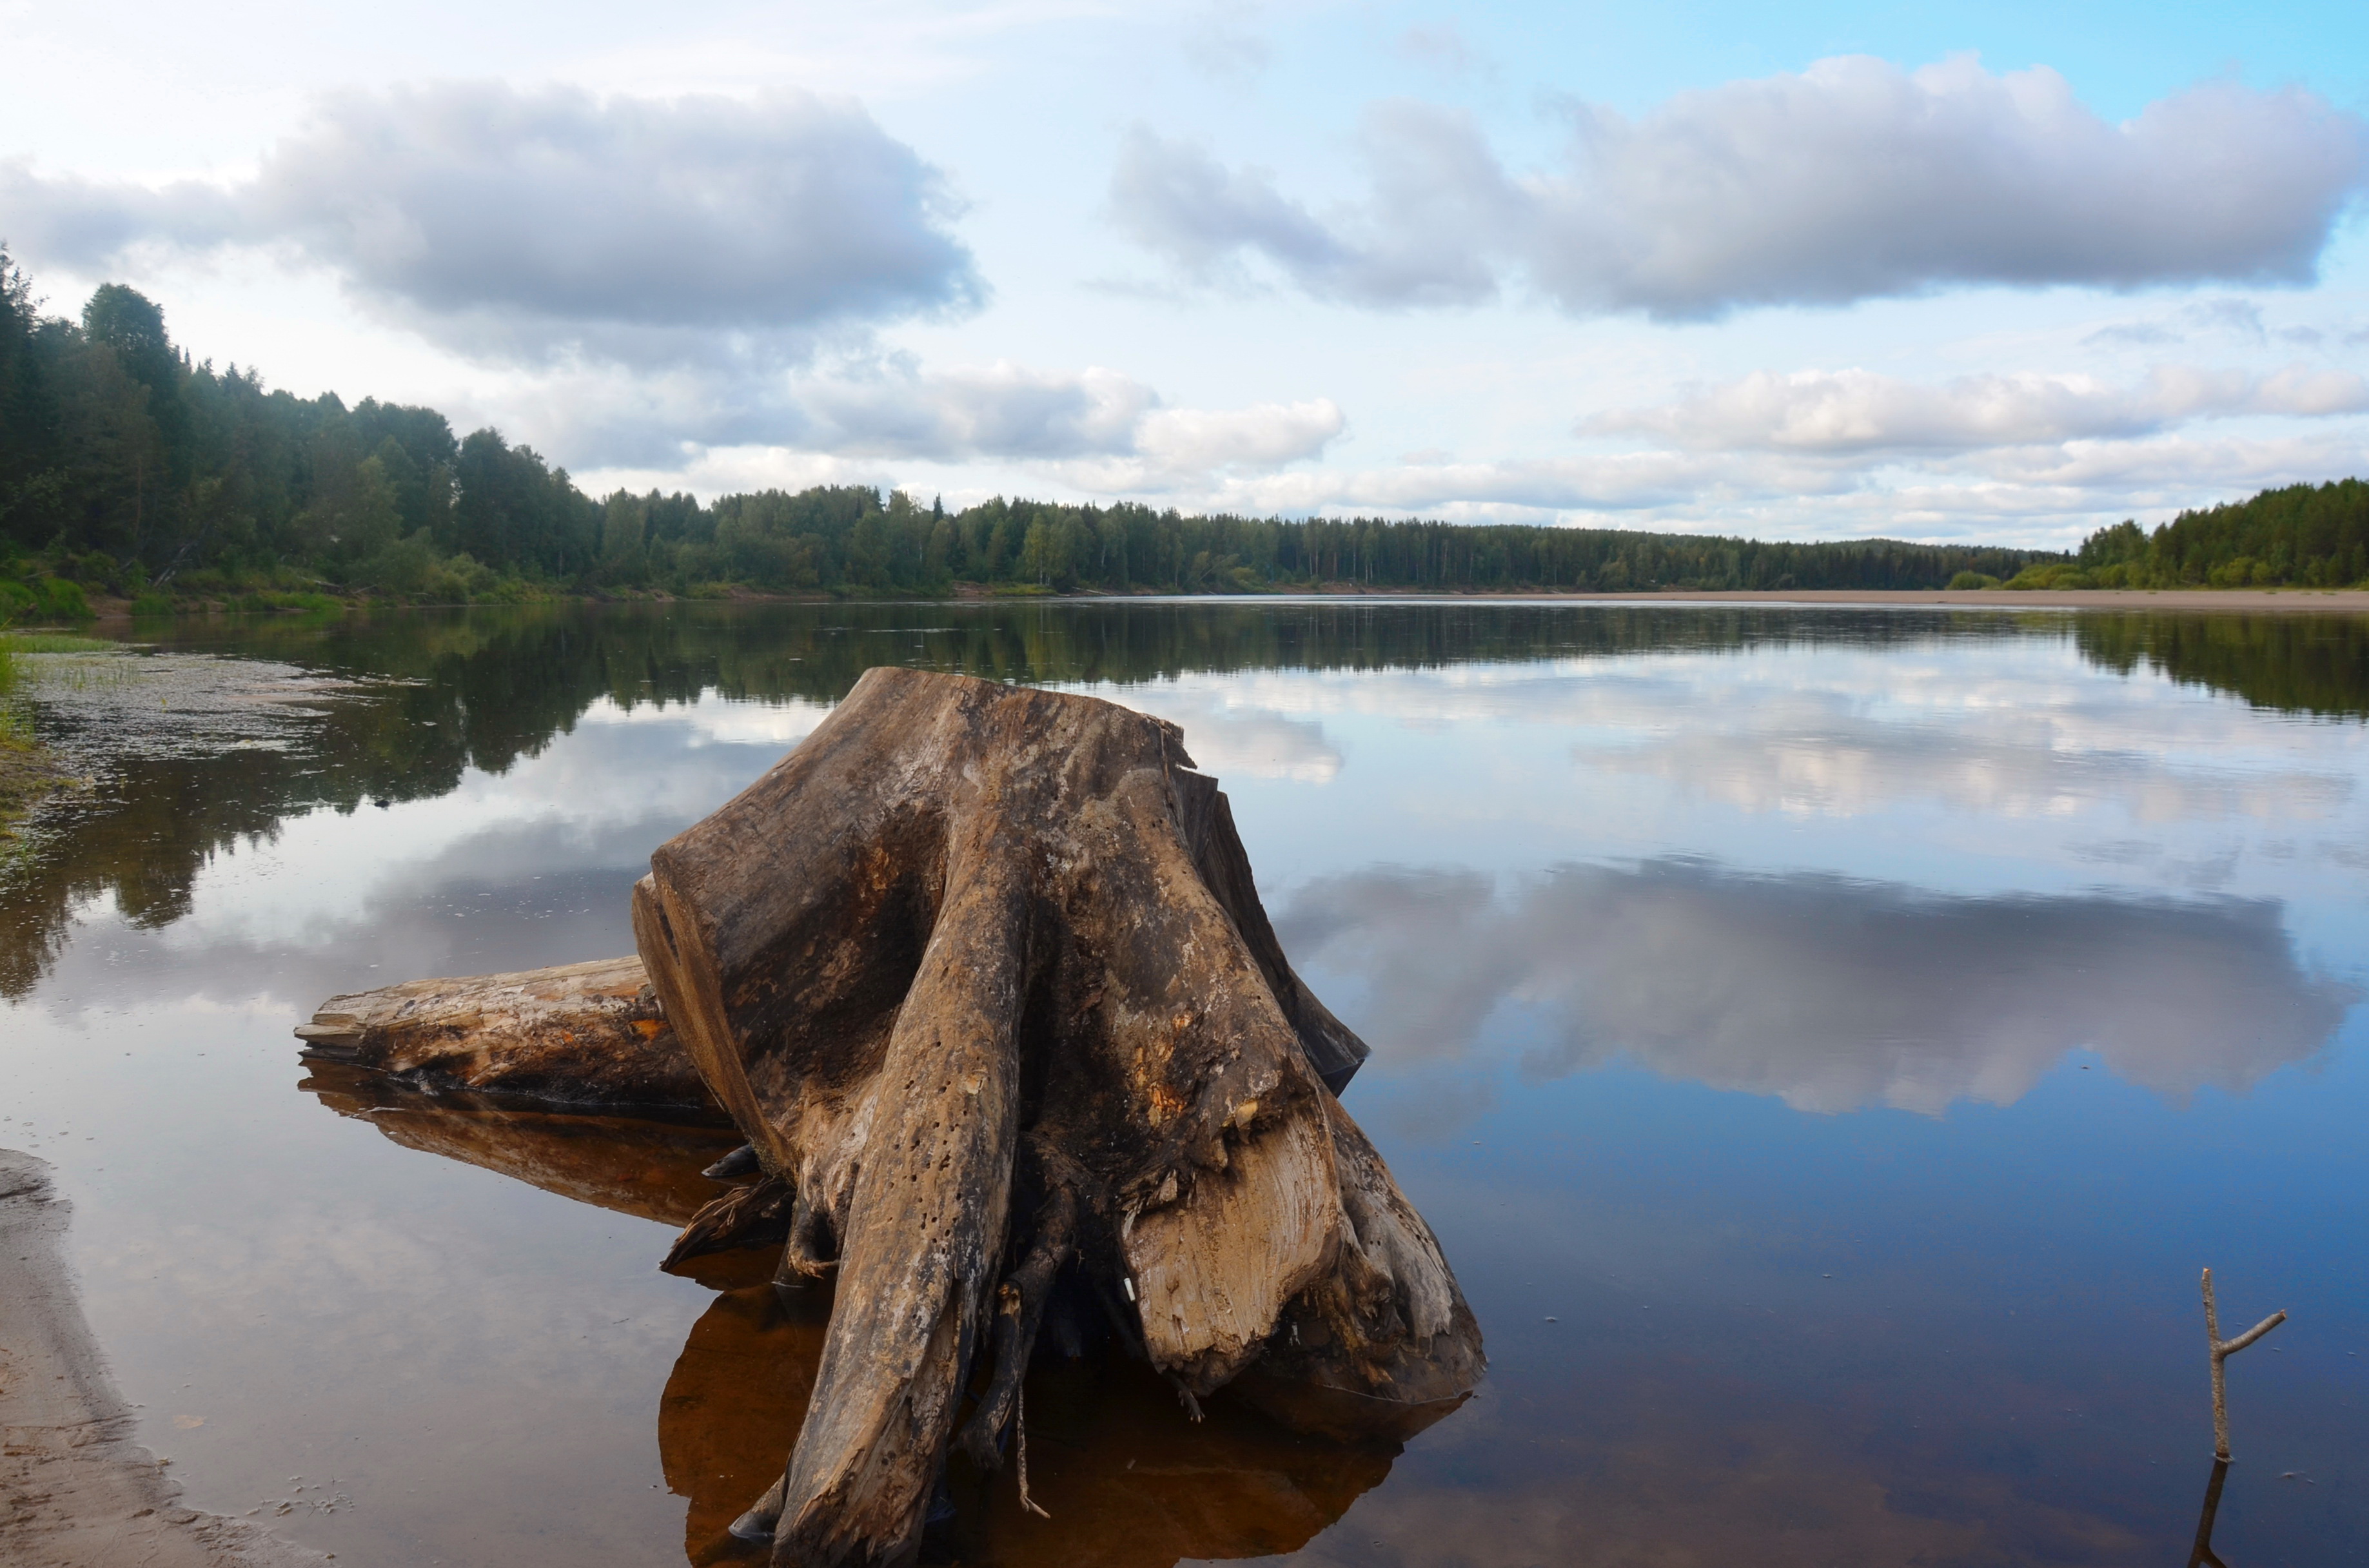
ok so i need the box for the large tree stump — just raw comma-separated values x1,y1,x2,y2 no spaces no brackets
632,667,1480,1566
294,667,1482,1568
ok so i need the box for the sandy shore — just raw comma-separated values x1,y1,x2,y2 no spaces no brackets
0,1151,324,1568
1277,586,2369,611
1614,587,2369,611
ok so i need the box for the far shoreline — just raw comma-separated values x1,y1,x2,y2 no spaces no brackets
1378,586,2369,611
66,582,2369,625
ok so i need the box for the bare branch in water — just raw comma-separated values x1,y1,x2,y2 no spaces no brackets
2201,1267,2286,1462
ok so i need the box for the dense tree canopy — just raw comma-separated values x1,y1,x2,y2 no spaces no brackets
33,253,2364,614
1,253,595,614
2010,480,2369,590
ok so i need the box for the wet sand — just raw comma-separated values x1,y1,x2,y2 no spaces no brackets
0,1151,323,1568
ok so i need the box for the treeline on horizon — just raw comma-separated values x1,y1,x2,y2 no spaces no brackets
5,255,2364,618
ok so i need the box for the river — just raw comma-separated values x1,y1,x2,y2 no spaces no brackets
2,598,2363,1567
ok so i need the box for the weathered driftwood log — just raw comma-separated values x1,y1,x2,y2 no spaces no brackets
630,667,1480,1566
297,955,714,1110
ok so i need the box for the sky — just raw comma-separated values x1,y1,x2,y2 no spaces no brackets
3,1,2367,548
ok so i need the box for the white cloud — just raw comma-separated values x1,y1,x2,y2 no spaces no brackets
279,329,1341,479
562,365,1344,488
2085,295,2276,348
1394,24,1490,82
1180,3,1270,86
1072,349,2366,536
1052,397,1346,491
850,418,2361,544
1186,451,1759,514
1590,364,2369,455
1111,55,2368,317
1,82,981,368
798,360,1159,458
7,42,2360,542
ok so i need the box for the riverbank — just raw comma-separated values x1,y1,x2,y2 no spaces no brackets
0,1152,324,1568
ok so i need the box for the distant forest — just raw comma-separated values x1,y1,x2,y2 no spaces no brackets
4,254,2362,616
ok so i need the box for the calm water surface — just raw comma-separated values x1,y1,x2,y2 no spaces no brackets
3,600,2364,1567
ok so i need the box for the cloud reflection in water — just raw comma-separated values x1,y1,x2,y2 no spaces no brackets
1280,859,2357,1114
1570,679,2355,824
1097,683,1343,783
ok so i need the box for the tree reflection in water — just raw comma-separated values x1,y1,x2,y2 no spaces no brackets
302,1065,1398,1567
10,600,2360,1003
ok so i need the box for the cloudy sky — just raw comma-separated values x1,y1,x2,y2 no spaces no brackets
3,1,2366,545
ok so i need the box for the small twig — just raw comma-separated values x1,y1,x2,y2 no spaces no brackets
2202,1267,2287,1461
1016,1383,1049,1519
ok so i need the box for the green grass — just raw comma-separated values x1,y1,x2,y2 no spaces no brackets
0,648,48,843
0,709,66,854
0,632,118,654
0,620,104,854
0,632,121,726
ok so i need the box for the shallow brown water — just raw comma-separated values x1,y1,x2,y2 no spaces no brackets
1,599,2363,1567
